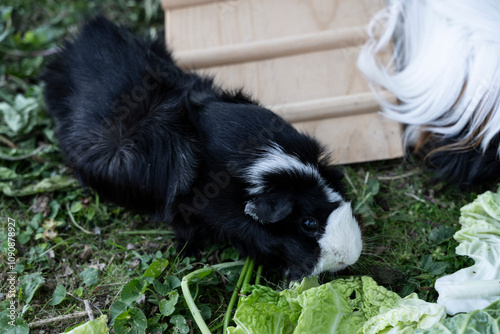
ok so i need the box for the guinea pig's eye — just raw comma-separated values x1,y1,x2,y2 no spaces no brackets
301,218,319,232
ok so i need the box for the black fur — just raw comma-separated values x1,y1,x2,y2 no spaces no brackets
422,135,500,188
42,16,355,279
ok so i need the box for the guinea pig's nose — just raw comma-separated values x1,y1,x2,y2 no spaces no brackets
313,201,363,274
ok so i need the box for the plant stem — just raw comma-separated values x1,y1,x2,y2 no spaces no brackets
242,259,255,287
182,261,246,334
255,265,263,285
0,145,49,163
66,203,93,235
222,257,252,333
29,311,89,328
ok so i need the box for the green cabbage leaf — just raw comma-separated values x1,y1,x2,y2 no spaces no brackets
227,276,445,334
63,315,109,334
415,299,500,334
435,188,500,315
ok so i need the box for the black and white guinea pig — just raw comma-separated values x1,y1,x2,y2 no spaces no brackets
42,16,362,280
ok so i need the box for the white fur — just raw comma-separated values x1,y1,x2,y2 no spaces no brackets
357,0,500,155
245,144,342,203
313,201,362,274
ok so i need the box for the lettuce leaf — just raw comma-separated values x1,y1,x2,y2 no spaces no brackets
362,294,446,334
227,276,444,334
435,188,500,315
292,278,365,334
64,315,109,334
227,285,298,334
415,299,500,334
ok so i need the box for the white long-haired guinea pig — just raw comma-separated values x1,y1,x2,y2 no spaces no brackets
42,16,362,279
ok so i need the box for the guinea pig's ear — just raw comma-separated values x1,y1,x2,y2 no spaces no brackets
244,193,294,223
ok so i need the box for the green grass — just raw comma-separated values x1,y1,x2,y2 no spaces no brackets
0,1,492,333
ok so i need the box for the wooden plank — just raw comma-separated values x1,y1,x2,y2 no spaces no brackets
162,0,223,10
272,91,396,123
196,46,373,107
164,0,404,164
294,113,404,163
166,0,384,50
175,26,367,69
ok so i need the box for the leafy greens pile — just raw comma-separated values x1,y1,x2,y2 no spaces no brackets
416,300,500,334
435,188,500,315
227,276,445,334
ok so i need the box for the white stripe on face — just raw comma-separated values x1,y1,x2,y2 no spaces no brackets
245,144,342,202
313,201,362,275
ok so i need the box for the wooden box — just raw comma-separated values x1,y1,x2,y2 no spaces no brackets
162,0,403,164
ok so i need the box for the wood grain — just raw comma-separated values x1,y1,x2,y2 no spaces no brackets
162,0,224,10
163,0,404,164
272,91,396,123
294,113,404,163
175,27,368,69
